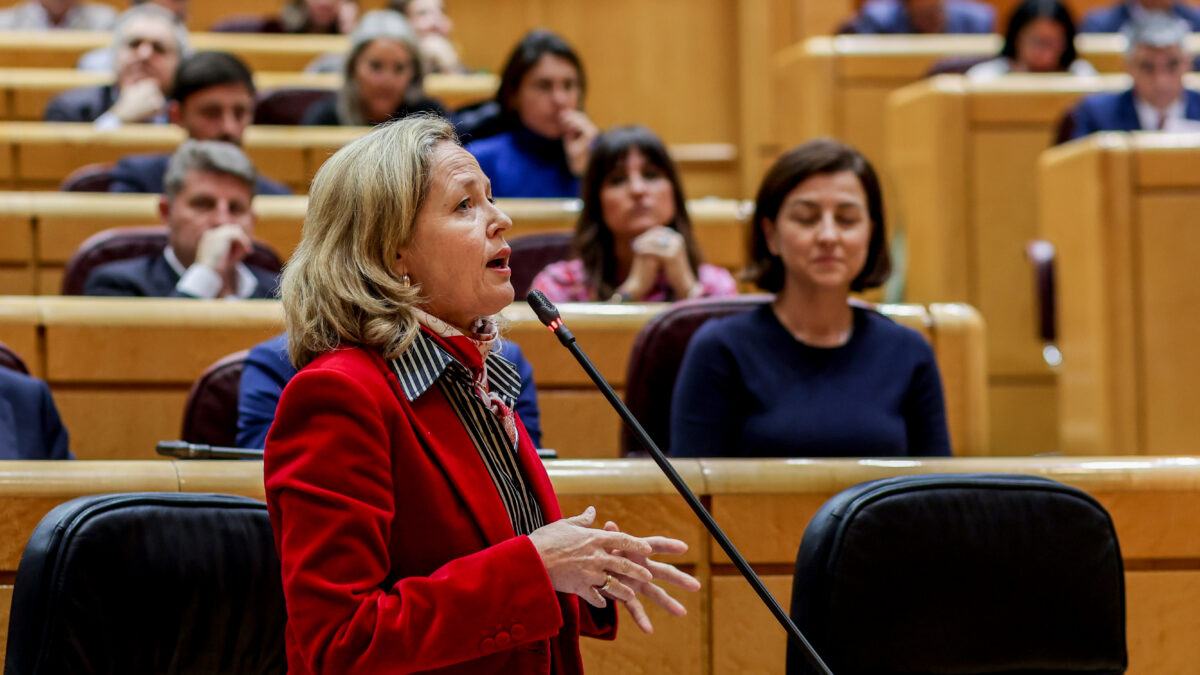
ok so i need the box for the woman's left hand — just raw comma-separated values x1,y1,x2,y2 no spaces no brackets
633,226,699,300
599,521,701,633
561,110,598,176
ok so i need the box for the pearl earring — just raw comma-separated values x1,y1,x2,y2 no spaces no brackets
403,274,411,288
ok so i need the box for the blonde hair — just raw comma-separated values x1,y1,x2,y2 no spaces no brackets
281,114,458,368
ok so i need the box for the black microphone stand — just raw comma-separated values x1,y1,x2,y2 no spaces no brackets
526,291,833,675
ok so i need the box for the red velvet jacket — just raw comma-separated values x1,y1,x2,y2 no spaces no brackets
264,346,615,674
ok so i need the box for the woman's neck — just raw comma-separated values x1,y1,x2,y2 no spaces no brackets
771,282,855,347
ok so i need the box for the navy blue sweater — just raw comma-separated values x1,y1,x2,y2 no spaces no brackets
669,304,951,458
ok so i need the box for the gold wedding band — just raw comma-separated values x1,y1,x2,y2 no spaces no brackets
598,574,614,593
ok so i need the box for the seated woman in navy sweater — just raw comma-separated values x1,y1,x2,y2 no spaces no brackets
463,30,597,198
669,139,951,458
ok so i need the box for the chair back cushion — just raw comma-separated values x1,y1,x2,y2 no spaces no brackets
59,162,116,192
788,474,1127,675
182,350,250,447
4,492,287,675
925,55,991,76
622,294,771,456
0,341,30,374
509,231,574,300
254,89,332,125
61,226,284,295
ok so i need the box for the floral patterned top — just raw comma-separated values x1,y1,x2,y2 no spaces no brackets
530,258,739,303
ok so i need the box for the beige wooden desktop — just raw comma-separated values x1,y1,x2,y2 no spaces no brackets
1039,133,1200,456
775,34,1200,170
0,297,985,461
0,193,749,295
0,457,1197,673
0,122,739,196
0,69,497,120
885,73,1200,455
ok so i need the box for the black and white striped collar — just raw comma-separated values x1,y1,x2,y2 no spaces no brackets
389,330,522,406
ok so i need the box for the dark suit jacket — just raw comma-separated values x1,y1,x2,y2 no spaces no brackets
0,368,71,460
1080,2,1200,32
43,84,118,123
841,0,995,34
237,333,542,449
1070,88,1200,139
264,346,612,675
83,252,280,298
108,153,292,195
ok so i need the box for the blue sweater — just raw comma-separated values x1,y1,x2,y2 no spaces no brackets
465,124,579,198
669,304,951,458
237,333,542,448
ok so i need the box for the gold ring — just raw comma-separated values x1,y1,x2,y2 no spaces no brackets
598,574,614,593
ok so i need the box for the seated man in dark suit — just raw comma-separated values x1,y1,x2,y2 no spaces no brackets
43,4,188,128
1080,0,1200,32
84,140,280,298
0,367,72,460
108,51,291,195
236,333,543,448
1070,13,1200,138
840,0,995,33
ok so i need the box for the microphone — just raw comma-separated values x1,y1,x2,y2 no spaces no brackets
525,291,833,675
156,441,264,460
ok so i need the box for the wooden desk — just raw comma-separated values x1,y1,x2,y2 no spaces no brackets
0,193,749,295
885,73,1200,455
1039,133,1200,456
0,122,738,197
0,456,1196,673
0,297,986,460
0,68,497,121
776,34,1200,170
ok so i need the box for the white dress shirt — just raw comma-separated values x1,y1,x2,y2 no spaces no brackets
164,246,259,300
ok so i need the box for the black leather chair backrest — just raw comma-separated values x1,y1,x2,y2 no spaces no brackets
509,231,574,300
788,474,1127,675
4,492,287,675
182,350,250,447
61,225,284,295
622,294,772,456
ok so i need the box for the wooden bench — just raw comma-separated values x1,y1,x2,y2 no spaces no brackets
0,456,1197,673
0,296,987,460
775,33,1200,171
0,121,740,196
884,73,1200,455
0,193,749,295
1039,133,1200,455
0,68,497,120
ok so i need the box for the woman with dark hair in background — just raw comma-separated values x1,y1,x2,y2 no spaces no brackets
464,29,598,198
301,10,446,126
669,139,951,459
530,125,737,303
967,0,1097,78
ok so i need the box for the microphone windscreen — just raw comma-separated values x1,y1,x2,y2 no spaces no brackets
526,290,561,326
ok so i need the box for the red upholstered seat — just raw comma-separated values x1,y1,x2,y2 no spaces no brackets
181,350,249,448
0,340,30,375
253,88,332,125
59,162,116,192
509,231,574,301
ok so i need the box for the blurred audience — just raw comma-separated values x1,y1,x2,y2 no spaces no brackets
0,366,71,460
669,139,951,458
302,10,445,126
840,0,995,34
531,126,737,303
1070,12,1200,137
1080,0,1200,32
84,140,280,298
237,333,542,449
277,0,355,34
44,4,188,127
465,30,597,198
967,0,1097,78
389,0,466,74
107,51,291,194
0,0,115,30
78,0,189,71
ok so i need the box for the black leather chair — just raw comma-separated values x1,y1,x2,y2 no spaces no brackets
4,492,287,675
622,294,771,456
509,231,574,300
788,474,1127,675
61,225,284,295
181,350,250,447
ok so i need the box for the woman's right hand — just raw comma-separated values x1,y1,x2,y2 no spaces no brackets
529,506,656,608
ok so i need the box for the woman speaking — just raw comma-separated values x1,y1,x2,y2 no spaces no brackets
264,115,698,674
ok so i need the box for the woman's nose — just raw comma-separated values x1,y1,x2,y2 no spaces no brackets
815,214,838,241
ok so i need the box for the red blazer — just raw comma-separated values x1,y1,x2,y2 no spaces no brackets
264,346,615,674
